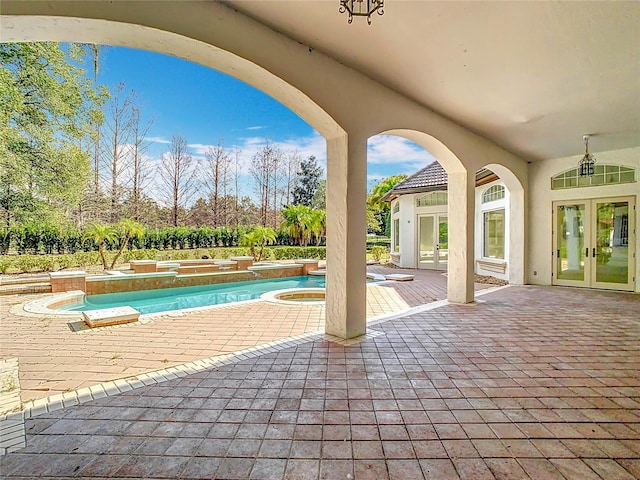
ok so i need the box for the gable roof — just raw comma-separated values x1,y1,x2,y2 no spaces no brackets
382,162,495,201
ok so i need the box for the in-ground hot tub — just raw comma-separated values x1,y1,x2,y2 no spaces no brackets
261,288,325,305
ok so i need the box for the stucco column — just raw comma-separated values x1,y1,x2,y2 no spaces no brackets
447,170,475,303
508,187,526,285
325,133,367,339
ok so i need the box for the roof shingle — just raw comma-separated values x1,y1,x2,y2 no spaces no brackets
391,161,448,191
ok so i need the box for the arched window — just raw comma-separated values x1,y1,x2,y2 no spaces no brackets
482,185,505,203
416,191,448,207
551,165,636,190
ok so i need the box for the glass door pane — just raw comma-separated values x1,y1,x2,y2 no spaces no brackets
594,200,629,284
556,204,586,281
418,216,435,267
438,215,448,267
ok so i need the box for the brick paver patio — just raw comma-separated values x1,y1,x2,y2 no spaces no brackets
1,283,638,479
1,268,489,403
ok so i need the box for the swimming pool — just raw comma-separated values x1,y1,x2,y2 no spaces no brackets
58,276,327,315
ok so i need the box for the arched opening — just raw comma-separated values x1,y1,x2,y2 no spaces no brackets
2,13,373,338
371,129,529,297
375,129,476,303
481,163,526,285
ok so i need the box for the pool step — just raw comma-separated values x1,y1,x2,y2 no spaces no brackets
83,306,140,328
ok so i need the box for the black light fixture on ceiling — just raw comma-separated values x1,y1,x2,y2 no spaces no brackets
578,134,596,177
339,0,384,24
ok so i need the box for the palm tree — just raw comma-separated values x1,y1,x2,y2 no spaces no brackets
309,208,326,246
240,226,277,261
282,204,324,246
83,222,118,270
110,219,145,269
281,204,306,246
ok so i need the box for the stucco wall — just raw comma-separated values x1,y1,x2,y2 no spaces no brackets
528,147,639,292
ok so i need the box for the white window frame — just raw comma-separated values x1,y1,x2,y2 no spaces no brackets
482,185,505,204
482,208,506,260
392,218,400,253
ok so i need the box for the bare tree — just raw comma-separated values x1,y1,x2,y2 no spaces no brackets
283,149,301,207
271,148,282,229
233,148,241,227
89,44,102,203
250,141,282,227
101,82,135,223
203,140,231,226
158,134,197,226
129,107,154,221
74,43,106,227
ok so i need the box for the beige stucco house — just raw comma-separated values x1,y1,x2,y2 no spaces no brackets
2,1,638,340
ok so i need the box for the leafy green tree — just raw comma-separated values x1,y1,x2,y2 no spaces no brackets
110,219,145,268
240,226,276,261
0,42,107,229
368,174,408,210
292,155,322,206
311,179,326,209
83,222,118,270
367,175,408,235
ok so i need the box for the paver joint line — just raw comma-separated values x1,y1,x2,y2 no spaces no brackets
2,269,638,479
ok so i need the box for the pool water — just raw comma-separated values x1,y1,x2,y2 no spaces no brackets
59,276,327,315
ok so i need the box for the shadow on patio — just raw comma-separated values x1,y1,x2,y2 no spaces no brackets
1,285,638,479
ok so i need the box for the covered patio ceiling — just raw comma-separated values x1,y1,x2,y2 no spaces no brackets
224,1,640,162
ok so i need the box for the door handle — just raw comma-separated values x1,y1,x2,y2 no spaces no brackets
585,248,589,258
593,248,597,257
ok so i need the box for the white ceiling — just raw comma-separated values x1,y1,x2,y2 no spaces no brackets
224,1,640,162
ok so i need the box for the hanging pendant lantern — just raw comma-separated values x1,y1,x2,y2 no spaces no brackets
339,0,384,25
578,135,596,177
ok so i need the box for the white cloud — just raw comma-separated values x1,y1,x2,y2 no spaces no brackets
227,132,327,178
367,135,436,167
247,125,265,130
146,136,171,145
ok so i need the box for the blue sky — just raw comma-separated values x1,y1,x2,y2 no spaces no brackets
96,46,435,191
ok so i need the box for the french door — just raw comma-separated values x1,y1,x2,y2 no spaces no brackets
417,214,448,270
553,196,635,290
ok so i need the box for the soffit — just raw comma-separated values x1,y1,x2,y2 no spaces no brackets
223,1,640,161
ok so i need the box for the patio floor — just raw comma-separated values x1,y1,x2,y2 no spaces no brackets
1,282,638,479
1,267,490,404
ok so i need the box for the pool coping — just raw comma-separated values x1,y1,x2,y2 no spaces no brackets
18,273,384,322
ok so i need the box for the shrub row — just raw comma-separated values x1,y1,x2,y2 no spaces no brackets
0,225,319,256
